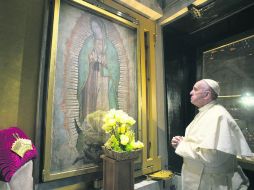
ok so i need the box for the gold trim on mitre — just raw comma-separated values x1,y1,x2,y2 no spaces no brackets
11,133,33,157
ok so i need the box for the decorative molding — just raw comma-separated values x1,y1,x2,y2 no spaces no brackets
114,0,163,20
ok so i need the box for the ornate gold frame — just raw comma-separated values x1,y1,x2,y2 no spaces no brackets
43,0,161,181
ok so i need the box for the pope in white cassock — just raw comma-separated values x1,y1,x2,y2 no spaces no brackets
171,79,254,190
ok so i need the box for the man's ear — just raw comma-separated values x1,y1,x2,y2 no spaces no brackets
205,91,211,100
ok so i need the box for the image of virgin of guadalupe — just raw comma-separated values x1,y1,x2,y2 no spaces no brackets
77,16,120,123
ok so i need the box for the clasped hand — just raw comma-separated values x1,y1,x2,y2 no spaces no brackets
171,136,183,149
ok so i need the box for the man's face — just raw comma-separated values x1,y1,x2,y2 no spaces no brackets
190,81,208,107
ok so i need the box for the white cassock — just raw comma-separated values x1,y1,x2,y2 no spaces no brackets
175,101,253,190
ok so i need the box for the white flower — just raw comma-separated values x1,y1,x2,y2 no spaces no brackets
101,109,143,152
120,134,129,145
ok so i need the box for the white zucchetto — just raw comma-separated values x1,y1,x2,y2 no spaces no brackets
203,79,220,95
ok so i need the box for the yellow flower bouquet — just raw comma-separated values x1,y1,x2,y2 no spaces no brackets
102,109,144,155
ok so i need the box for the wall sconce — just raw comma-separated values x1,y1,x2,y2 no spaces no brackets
160,0,209,25
188,4,202,19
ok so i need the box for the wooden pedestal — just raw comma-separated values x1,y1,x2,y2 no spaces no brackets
102,155,134,190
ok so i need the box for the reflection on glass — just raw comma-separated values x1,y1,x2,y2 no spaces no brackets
240,93,254,107
203,34,254,153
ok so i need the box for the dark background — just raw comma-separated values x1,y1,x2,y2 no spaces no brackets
163,0,254,188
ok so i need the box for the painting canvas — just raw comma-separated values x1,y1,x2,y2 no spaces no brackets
202,34,254,155
43,0,138,181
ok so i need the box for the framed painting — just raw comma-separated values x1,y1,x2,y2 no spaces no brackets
43,0,139,181
202,33,254,166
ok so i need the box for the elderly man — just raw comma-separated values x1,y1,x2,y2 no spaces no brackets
171,79,253,190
